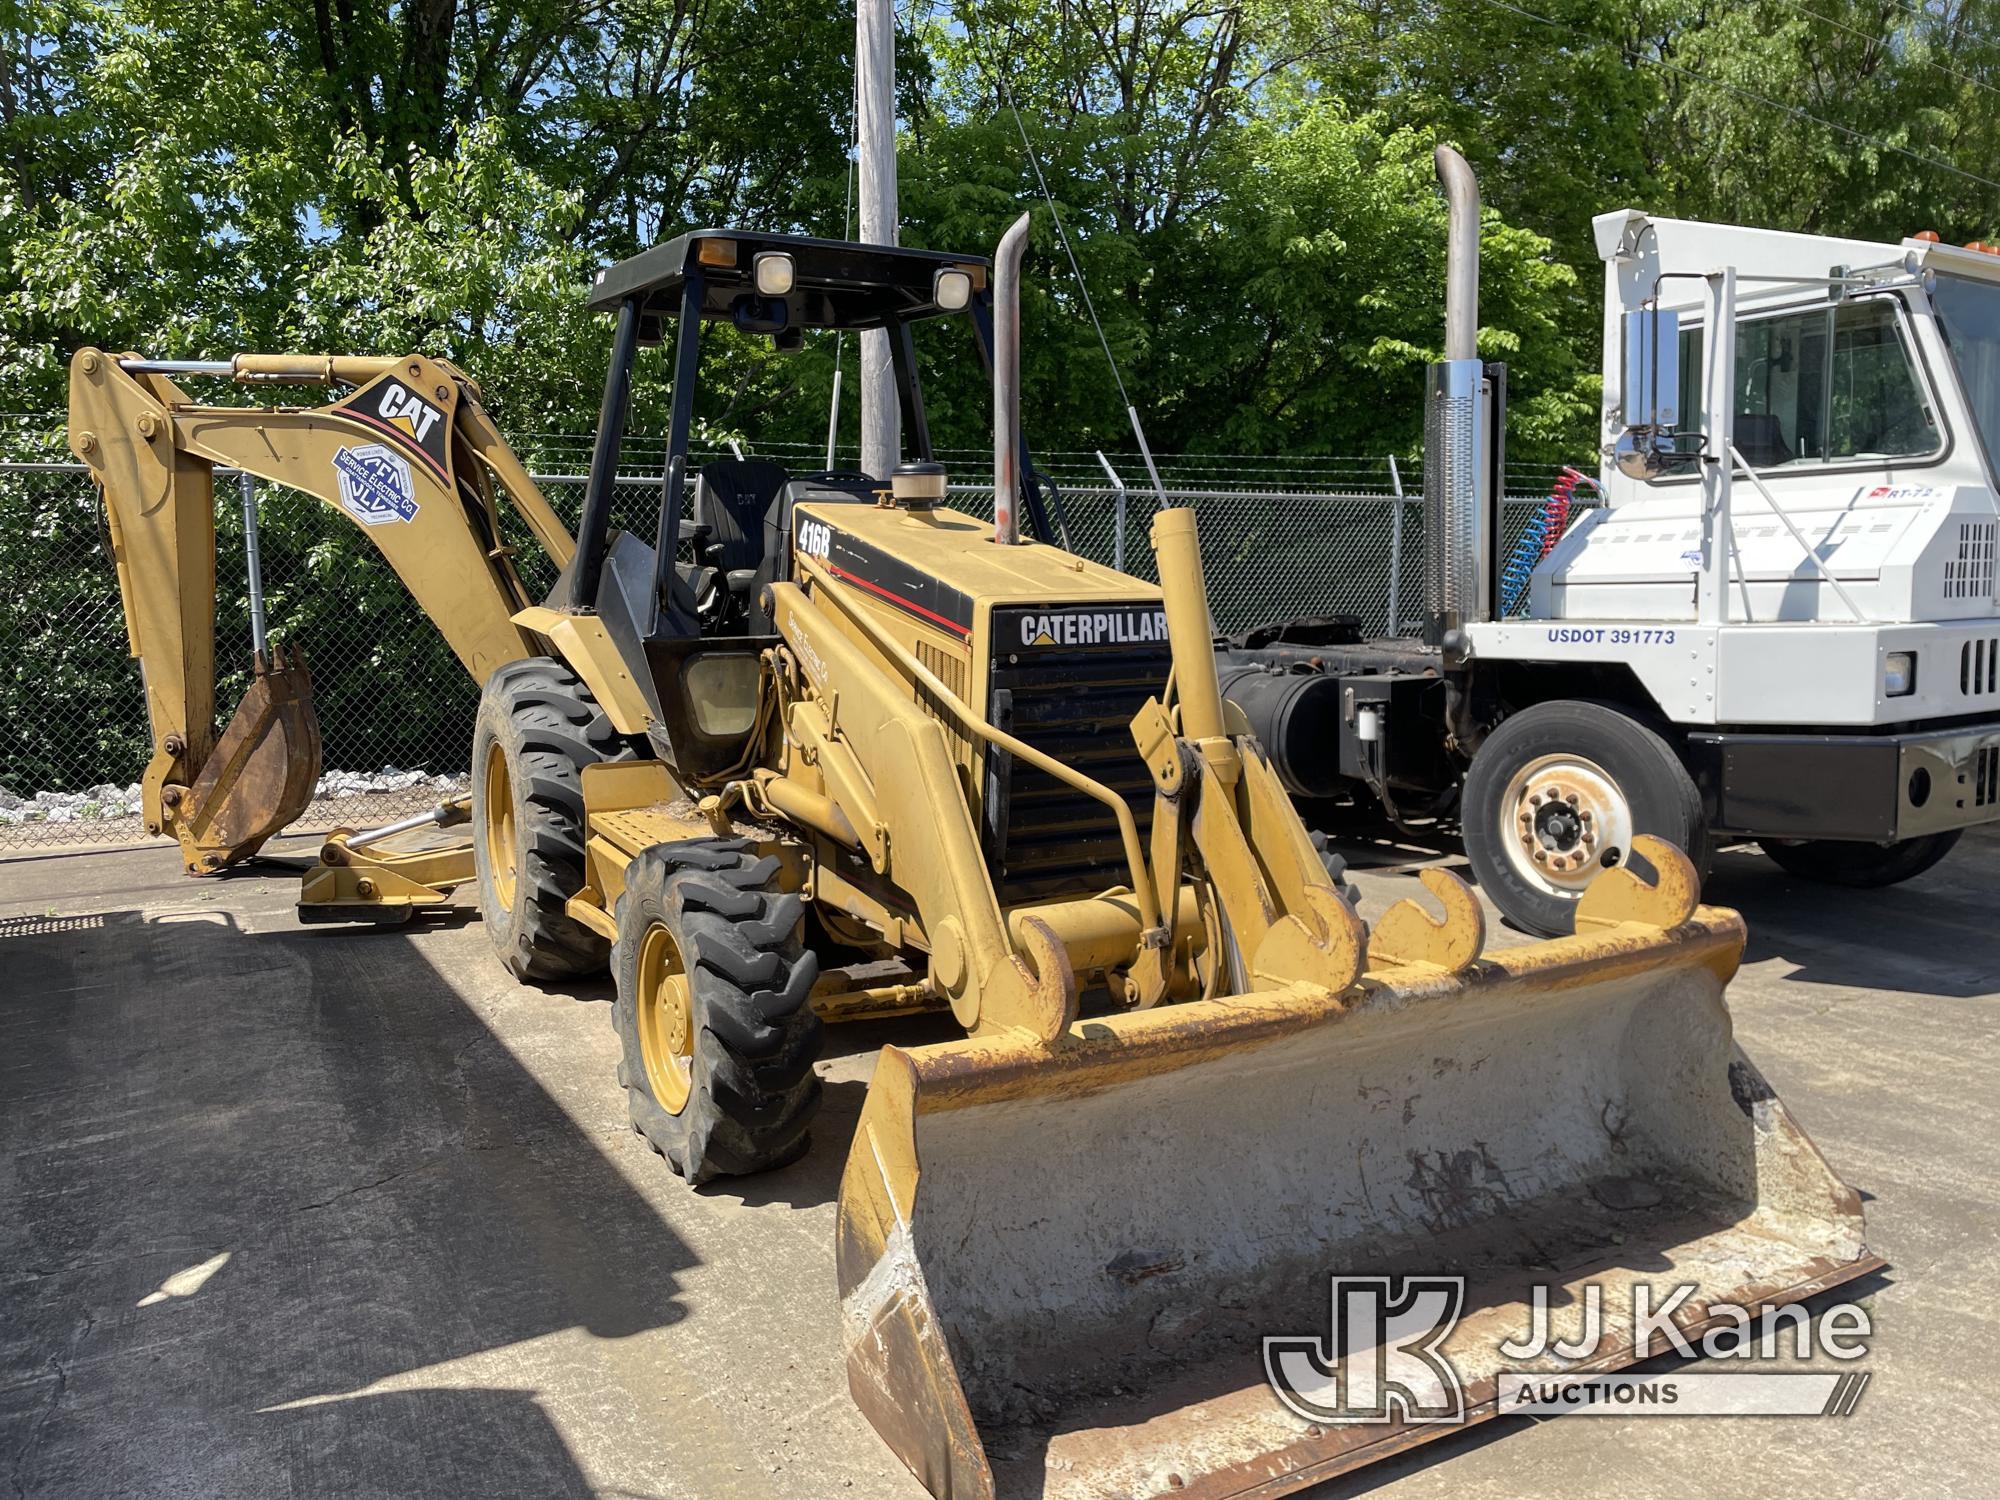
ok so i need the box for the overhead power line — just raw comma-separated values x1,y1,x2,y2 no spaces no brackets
1769,0,2000,103
961,2,1173,502
1872,0,1970,32
996,76,1133,415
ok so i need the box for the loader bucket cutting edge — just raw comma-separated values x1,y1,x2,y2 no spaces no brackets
835,905,1880,1500
182,647,322,868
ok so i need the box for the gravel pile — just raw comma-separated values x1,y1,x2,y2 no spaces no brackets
0,768,470,825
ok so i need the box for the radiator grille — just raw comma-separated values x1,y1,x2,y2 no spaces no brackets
1961,639,2000,697
984,645,1172,906
1944,520,1997,600
916,639,972,764
1978,746,2000,808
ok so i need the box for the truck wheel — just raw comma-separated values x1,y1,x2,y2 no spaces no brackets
612,840,822,1184
1760,830,1960,888
1463,700,1708,937
472,657,634,980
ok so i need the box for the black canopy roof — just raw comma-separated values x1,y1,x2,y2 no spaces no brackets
586,229,990,332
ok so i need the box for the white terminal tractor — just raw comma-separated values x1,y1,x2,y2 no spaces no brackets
1220,147,2000,935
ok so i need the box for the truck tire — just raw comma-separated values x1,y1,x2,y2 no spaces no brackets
1462,699,1709,937
612,840,822,1184
472,657,634,980
1760,830,1960,888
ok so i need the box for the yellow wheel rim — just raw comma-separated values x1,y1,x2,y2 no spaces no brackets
635,923,694,1116
483,742,518,912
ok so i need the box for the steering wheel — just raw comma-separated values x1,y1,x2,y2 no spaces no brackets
794,469,879,488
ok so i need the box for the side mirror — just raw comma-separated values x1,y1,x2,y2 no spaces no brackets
1622,308,1679,427
1612,426,1700,481
1612,308,1696,480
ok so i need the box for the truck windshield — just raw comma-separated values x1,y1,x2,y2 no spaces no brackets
1932,273,2000,477
1674,297,1939,470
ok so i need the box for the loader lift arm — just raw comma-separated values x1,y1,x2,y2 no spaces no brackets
66,348,573,884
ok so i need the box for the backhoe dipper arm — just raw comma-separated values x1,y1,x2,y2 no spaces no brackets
456,394,575,575
66,346,568,871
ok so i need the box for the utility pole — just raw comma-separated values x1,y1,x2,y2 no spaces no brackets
856,0,899,477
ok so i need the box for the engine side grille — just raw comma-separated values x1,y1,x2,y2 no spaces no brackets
1960,638,2000,697
1945,520,1997,601
985,644,1172,907
916,639,973,765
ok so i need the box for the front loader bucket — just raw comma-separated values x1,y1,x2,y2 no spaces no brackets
836,886,1879,1499
179,645,322,872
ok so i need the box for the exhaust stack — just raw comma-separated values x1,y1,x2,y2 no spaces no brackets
1439,145,1480,361
1424,146,1503,656
992,212,1031,545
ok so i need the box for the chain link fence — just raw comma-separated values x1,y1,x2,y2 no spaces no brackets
0,449,1586,852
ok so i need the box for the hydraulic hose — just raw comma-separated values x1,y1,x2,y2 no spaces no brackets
1498,466,1590,617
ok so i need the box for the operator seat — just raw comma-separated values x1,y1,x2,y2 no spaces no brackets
692,459,792,629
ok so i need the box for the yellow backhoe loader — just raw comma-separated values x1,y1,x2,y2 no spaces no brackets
66,348,577,918
463,220,1882,1496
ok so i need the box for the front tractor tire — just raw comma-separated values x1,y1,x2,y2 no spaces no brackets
1463,699,1710,938
612,840,823,1185
472,657,634,980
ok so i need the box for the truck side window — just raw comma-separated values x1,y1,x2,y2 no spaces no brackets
1672,298,1936,473
1932,273,2000,478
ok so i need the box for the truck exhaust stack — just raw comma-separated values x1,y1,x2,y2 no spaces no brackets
1424,146,1501,654
1439,144,1480,363
993,212,1031,545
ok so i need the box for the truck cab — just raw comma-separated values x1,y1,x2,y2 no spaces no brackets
1465,214,2000,920
1526,214,2000,690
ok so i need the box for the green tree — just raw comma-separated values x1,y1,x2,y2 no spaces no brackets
0,0,862,441
897,1,1594,462
8,0,1998,466
1664,0,2000,242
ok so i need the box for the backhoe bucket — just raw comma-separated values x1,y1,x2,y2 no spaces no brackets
178,645,321,872
836,891,1879,1499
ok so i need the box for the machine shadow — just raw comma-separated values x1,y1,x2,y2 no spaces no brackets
0,905,698,1496
261,1388,600,1499
1705,843,2000,998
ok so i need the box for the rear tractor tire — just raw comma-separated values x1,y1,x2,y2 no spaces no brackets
612,840,823,1185
1462,699,1709,938
472,657,635,980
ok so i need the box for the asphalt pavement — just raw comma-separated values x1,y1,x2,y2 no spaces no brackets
2,828,1994,1498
